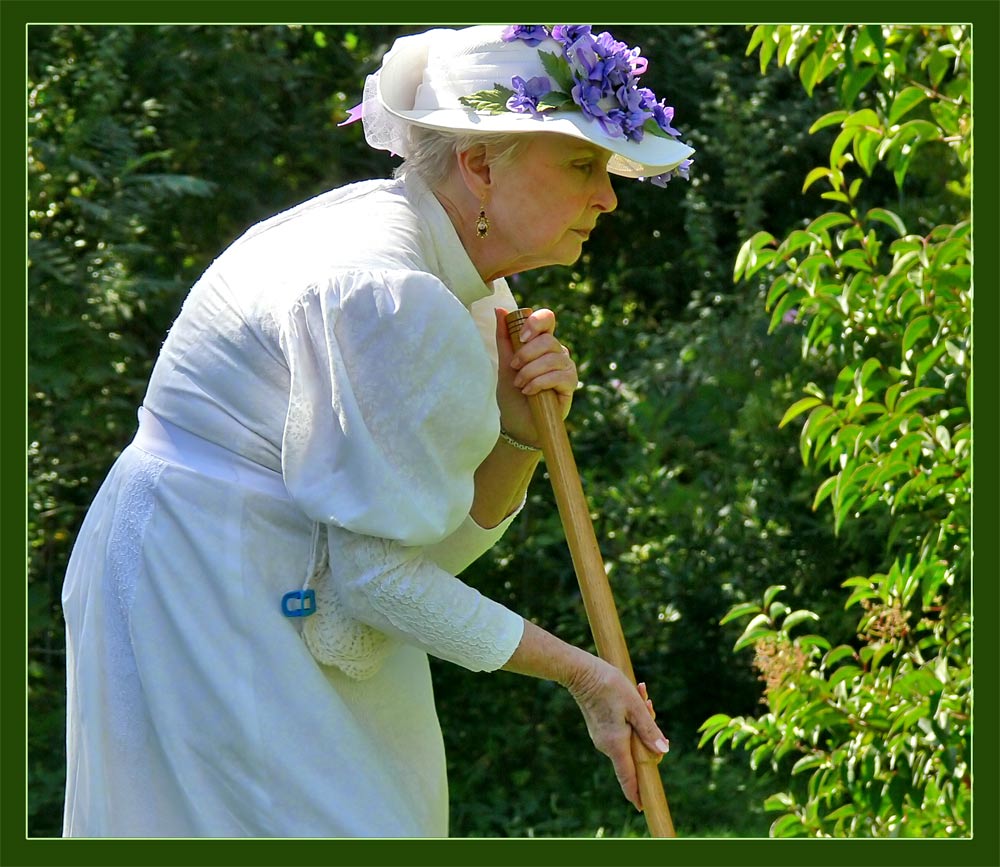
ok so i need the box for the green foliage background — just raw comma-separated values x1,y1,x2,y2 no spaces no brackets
27,23,972,838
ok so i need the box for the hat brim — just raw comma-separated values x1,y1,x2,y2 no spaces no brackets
376,30,694,179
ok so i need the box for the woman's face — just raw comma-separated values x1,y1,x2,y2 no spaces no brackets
486,133,618,276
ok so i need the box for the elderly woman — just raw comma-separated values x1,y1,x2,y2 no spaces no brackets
61,24,693,837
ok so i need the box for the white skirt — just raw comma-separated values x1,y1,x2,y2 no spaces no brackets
61,411,450,837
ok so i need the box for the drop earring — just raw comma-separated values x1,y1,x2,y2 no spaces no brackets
475,201,490,239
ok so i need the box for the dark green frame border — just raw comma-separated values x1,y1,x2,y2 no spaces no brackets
5,2,997,866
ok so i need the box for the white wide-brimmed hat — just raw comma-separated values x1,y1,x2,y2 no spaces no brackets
356,25,695,182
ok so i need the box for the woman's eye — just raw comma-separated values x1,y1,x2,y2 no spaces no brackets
574,162,594,174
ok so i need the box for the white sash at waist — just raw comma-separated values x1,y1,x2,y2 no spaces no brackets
132,406,290,501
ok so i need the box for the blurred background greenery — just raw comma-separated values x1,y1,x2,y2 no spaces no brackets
28,23,970,838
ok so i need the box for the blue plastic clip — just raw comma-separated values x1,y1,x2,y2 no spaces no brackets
281,588,317,618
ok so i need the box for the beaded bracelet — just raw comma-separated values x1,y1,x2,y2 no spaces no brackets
499,428,541,453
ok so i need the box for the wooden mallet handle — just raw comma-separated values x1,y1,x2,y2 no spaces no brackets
506,308,676,838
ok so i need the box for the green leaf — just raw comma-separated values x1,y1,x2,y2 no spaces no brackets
765,274,792,309
866,207,907,236
841,66,877,108
927,45,950,87
829,665,862,688
791,753,827,775
889,249,921,278
745,249,777,279
783,609,820,632
868,458,913,490
823,645,857,668
902,315,932,356
839,248,872,272
845,582,879,609
807,211,853,235
865,24,886,60
698,712,734,734
893,386,944,414
734,613,774,652
458,85,515,114
802,405,837,465
887,774,908,817
778,229,822,259
764,792,796,812
758,26,779,73
855,131,880,175
802,166,833,193
642,118,678,140
779,396,824,429
777,27,796,68
826,803,857,824
914,341,950,386
809,110,848,134
538,49,575,94
858,357,883,388
797,633,831,652
930,236,970,269
733,238,753,281
830,126,857,168
734,231,776,281
770,813,804,837
720,602,763,625
888,86,928,125
798,51,820,95
535,92,574,113
768,288,805,334
763,584,787,609
812,474,839,510
843,108,881,129
745,25,768,58
893,118,941,145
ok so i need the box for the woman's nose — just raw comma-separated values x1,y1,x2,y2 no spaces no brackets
593,170,618,214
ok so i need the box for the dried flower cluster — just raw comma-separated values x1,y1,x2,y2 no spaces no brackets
860,598,910,642
753,636,809,696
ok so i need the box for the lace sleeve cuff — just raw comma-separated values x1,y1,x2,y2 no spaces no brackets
320,525,526,674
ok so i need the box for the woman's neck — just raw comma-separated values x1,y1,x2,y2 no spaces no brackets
432,176,509,284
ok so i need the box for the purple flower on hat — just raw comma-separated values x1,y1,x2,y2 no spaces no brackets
598,108,627,139
501,25,550,46
651,100,681,137
564,37,600,79
456,25,694,187
551,25,592,45
506,75,552,116
570,79,610,124
594,30,629,57
645,158,693,187
617,84,654,142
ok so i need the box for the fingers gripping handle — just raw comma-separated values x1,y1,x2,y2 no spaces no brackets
505,309,676,838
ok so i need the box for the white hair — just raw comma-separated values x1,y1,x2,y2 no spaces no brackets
393,126,532,189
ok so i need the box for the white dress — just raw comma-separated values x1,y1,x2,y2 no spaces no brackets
61,174,527,838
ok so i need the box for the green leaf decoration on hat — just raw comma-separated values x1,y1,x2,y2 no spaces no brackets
539,49,575,94
458,85,516,114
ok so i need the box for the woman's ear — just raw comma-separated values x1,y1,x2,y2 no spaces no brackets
455,144,492,199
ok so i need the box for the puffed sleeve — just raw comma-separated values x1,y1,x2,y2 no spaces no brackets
278,270,525,678
277,269,500,546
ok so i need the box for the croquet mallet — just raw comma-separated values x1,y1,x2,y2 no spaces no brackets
506,307,676,838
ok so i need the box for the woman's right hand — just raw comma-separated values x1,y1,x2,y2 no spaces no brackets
565,654,670,812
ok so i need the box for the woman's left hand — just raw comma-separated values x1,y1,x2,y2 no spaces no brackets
494,307,577,447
